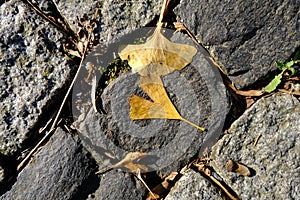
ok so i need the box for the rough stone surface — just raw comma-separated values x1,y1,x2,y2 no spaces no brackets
55,0,102,33
211,93,300,199
176,0,300,89
0,0,75,155
0,128,98,200
165,170,223,200
99,0,163,44
75,30,229,177
56,0,163,45
0,0,164,157
86,170,147,200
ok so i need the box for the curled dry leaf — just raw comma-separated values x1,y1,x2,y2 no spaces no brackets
226,160,251,177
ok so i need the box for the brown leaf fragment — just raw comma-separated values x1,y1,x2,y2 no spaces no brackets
226,160,251,177
137,169,158,199
95,152,148,174
224,79,264,97
235,89,264,97
146,172,179,200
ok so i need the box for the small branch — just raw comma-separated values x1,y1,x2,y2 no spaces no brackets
17,9,96,171
21,0,77,44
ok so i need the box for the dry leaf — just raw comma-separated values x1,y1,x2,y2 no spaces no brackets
129,75,181,120
225,160,251,177
146,171,178,200
119,28,197,75
119,27,205,131
95,152,148,174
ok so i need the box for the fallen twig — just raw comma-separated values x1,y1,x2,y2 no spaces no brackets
21,0,77,44
17,5,98,172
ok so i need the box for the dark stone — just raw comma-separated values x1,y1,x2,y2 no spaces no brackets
0,128,98,200
75,29,229,177
87,170,147,200
175,0,300,89
0,153,18,195
211,93,300,199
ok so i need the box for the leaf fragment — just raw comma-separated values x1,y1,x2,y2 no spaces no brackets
95,152,148,174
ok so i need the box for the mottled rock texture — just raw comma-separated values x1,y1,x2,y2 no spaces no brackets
165,170,223,200
211,93,300,199
0,0,74,155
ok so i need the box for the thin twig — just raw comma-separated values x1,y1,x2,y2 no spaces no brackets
21,0,77,44
137,169,157,199
17,128,54,171
194,163,241,200
50,39,90,131
17,14,94,172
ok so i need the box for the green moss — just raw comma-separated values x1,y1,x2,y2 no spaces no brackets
100,57,131,84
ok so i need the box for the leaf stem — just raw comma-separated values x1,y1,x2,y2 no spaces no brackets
181,117,206,132
156,0,169,31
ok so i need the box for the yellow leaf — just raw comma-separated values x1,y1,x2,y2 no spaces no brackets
119,28,197,76
129,75,181,120
119,27,205,132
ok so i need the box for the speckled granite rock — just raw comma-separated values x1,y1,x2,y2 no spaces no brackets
0,0,164,157
0,0,75,156
211,93,300,199
0,128,98,200
99,0,163,44
175,0,300,89
55,0,102,33
165,170,223,200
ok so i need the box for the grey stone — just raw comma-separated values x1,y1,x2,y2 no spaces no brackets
210,93,300,199
75,30,229,177
55,0,102,33
87,170,147,200
56,0,163,45
0,128,98,200
99,0,163,44
175,0,300,89
0,0,75,155
0,0,164,157
165,170,223,200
